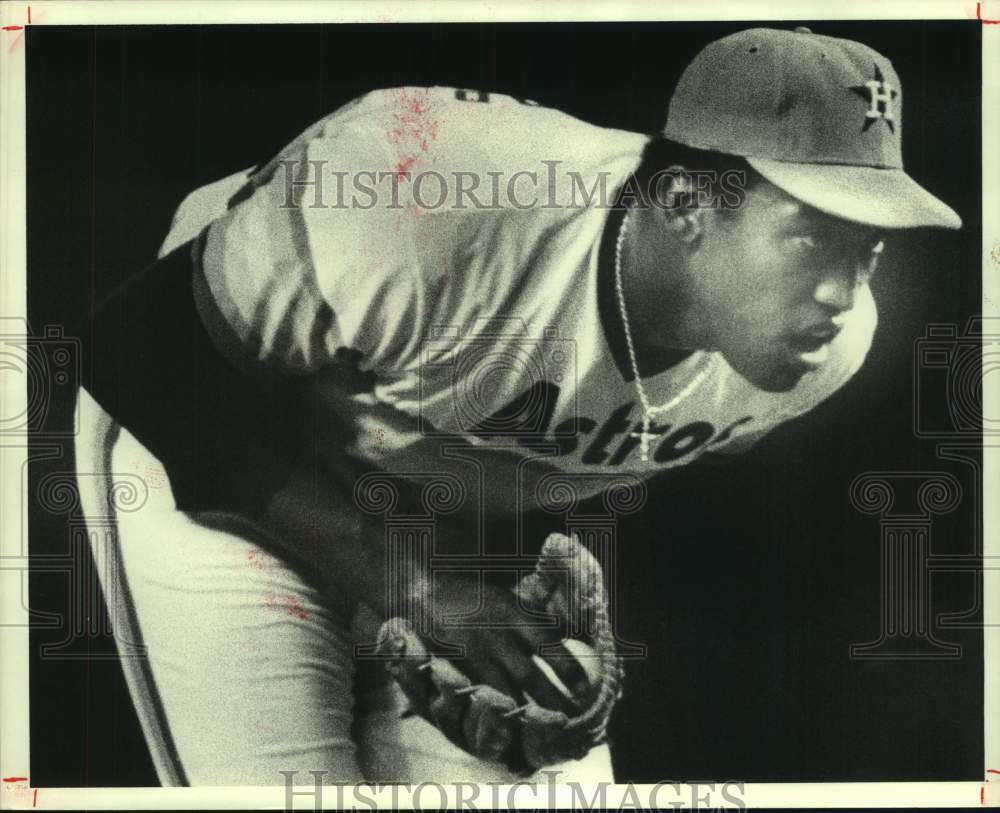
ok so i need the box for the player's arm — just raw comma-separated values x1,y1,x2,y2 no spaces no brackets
79,96,417,606
76,230,377,592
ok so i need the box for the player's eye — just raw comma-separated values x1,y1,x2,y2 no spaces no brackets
785,234,822,254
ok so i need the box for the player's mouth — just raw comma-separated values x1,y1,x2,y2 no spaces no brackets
783,323,842,369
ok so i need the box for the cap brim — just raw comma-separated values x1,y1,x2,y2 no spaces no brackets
746,158,962,230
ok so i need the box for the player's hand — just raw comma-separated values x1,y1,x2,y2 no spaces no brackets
376,534,623,774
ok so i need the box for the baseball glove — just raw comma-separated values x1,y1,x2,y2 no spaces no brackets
375,533,623,774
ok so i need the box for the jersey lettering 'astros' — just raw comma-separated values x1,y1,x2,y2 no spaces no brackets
164,86,877,515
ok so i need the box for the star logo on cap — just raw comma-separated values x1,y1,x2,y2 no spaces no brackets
850,64,898,133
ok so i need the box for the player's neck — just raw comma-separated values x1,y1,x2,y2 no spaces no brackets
620,205,707,358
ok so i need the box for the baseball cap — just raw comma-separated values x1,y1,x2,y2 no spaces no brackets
663,27,962,229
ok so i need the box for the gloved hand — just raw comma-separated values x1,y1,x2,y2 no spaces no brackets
375,533,623,774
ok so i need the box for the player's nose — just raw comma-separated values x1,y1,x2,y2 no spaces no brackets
812,261,859,313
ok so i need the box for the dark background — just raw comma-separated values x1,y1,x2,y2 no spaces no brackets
26,21,982,785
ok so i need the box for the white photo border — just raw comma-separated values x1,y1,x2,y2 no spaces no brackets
0,0,996,809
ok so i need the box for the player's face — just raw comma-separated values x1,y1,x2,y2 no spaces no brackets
687,181,885,392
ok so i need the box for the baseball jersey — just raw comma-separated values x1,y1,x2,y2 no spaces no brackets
164,86,877,518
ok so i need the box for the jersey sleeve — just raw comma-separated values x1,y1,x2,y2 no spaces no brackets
197,95,425,376
158,168,255,259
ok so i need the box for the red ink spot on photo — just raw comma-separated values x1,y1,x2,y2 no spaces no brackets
3,25,23,30
284,595,308,620
395,154,417,180
247,550,278,571
978,1,1000,22
3,777,28,783
387,88,439,153
33,788,37,807
28,5,31,24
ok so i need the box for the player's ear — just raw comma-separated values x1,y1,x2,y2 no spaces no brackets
663,207,705,245
652,165,705,246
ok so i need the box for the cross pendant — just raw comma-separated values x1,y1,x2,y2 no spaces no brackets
630,430,658,462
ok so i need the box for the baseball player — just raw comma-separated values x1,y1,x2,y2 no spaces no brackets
74,27,961,785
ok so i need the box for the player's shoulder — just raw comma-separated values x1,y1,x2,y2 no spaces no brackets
330,85,612,133
295,84,648,274
307,86,648,171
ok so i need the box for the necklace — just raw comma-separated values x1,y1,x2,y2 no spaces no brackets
613,208,714,462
